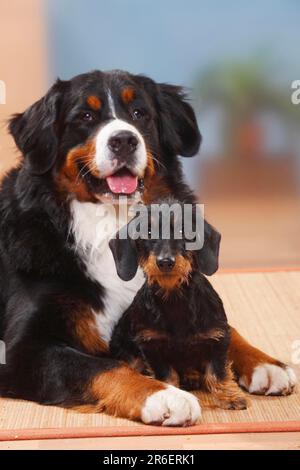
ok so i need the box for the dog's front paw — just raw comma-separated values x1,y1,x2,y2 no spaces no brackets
141,385,201,426
216,395,248,410
239,364,297,396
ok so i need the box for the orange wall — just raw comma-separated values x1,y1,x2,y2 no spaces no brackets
0,0,47,173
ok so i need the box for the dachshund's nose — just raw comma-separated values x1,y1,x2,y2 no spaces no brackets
156,256,176,272
108,131,138,157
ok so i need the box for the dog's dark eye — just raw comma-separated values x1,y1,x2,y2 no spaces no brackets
132,109,144,120
81,112,94,122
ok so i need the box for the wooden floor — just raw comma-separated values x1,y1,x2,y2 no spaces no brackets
0,432,299,450
0,270,299,450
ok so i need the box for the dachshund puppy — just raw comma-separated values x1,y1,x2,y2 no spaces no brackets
109,200,248,410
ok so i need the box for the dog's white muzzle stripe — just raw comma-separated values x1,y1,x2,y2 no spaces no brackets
95,119,147,177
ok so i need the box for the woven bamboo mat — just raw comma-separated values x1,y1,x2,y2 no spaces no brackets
0,271,299,440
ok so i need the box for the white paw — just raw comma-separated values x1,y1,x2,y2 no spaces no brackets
141,385,201,426
239,364,297,396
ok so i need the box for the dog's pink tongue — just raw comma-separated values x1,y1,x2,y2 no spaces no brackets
106,172,138,194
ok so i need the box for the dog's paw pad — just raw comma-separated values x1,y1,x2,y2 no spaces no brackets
141,385,201,426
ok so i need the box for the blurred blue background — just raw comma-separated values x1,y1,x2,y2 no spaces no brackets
46,0,300,182
47,0,300,85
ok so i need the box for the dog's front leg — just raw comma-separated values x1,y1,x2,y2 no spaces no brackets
89,364,201,425
229,327,297,396
204,362,248,410
6,344,201,426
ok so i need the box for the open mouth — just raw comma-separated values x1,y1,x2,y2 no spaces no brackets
106,168,140,195
83,166,144,199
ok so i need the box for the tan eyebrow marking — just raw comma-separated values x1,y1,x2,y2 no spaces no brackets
87,95,102,110
121,87,135,104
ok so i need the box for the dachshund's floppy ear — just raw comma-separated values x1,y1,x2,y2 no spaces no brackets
9,79,67,175
196,221,221,276
109,224,139,281
157,83,201,157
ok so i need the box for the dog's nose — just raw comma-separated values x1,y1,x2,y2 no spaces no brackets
156,256,176,272
108,131,138,157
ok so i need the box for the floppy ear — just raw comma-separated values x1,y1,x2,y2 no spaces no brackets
9,79,66,175
109,225,139,281
157,83,201,157
196,221,221,276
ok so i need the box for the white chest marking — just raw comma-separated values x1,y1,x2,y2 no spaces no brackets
70,200,144,343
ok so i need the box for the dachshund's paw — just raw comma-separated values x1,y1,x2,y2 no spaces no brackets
217,395,248,410
240,364,297,396
141,385,201,426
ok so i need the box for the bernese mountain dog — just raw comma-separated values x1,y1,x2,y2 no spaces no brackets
109,199,248,415
0,70,296,426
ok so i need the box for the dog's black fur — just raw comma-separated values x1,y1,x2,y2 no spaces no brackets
109,202,230,389
0,69,291,418
109,202,248,409
0,70,220,412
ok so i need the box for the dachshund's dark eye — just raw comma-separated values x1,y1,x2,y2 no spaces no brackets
81,112,94,122
132,109,144,120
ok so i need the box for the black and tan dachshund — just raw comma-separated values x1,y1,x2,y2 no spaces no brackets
109,200,248,411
